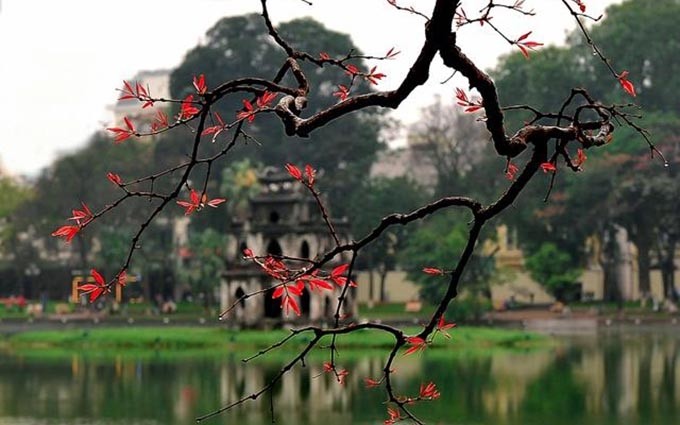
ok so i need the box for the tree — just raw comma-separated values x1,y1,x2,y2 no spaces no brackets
349,176,427,302
399,211,496,306
49,1,657,423
492,0,680,304
525,242,581,301
407,96,488,197
0,177,33,254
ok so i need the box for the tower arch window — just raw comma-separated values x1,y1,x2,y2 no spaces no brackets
300,240,310,259
267,239,282,256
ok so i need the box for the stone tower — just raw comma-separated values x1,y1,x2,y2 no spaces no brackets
220,167,353,326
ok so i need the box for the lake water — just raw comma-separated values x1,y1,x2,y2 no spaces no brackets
1,328,679,425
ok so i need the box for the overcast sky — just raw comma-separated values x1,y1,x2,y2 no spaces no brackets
0,0,622,177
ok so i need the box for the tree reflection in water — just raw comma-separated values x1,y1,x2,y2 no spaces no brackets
0,331,678,425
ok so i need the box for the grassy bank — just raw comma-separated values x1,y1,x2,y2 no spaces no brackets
1,326,548,356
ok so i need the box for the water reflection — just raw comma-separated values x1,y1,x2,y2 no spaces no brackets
0,330,679,425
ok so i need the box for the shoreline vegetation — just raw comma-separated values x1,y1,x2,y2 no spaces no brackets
0,326,550,359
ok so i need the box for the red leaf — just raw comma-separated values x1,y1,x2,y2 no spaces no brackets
272,286,285,299
107,172,122,186
123,117,135,132
385,47,401,58
575,148,587,167
117,271,127,287
91,269,106,286
243,248,254,258
193,74,207,94
285,163,302,180
305,164,316,186
288,282,303,296
77,283,99,292
332,84,350,101
364,377,380,388
180,95,200,119
517,31,532,42
345,64,359,76
505,163,519,181
419,382,441,399
403,336,427,356
207,198,227,208
286,295,301,316
256,91,277,109
51,225,80,242
540,162,557,173
422,267,444,276
106,127,133,143
89,287,104,303
618,71,637,97
331,263,349,278
309,279,333,291
135,82,148,97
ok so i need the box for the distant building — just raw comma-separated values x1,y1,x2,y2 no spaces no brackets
370,147,437,189
220,167,355,325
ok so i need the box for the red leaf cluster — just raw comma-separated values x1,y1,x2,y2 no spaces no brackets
384,407,401,425
201,112,226,138
236,91,278,123
365,66,386,85
403,336,427,356
176,189,227,216
51,202,94,243
419,382,441,400
515,31,544,59
151,110,169,132
106,116,136,143
118,80,153,108
333,84,350,102
193,74,207,95
540,162,557,173
285,163,317,188
107,172,122,186
505,162,519,181
436,315,456,339
180,95,201,120
455,88,483,113
77,269,108,303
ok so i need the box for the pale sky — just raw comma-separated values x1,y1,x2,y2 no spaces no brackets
0,0,622,177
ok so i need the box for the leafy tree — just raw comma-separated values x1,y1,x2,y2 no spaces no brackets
349,176,427,302
0,177,33,254
177,228,226,308
400,212,495,305
525,242,581,301
407,97,488,197
492,0,680,302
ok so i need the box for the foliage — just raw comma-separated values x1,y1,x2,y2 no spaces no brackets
0,177,33,251
177,228,226,303
350,176,427,300
400,212,495,305
407,97,488,196
525,242,581,300
491,0,680,301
